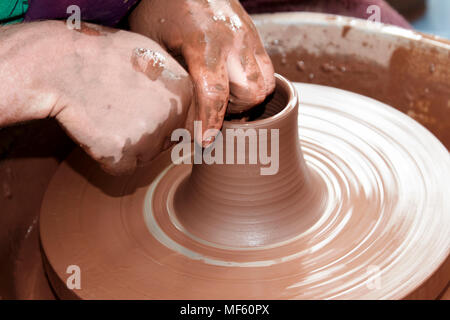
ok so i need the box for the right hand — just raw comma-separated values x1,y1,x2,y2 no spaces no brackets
129,0,276,146
0,21,194,175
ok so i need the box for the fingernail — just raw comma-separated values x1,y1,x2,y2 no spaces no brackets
202,132,217,148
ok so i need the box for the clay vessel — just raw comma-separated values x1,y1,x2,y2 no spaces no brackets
174,74,323,247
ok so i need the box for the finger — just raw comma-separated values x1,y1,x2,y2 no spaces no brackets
183,96,197,138
254,42,276,97
227,46,267,114
183,46,230,147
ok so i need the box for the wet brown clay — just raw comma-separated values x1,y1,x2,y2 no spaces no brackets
39,75,450,299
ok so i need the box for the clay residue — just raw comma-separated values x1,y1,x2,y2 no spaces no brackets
73,22,120,37
131,47,166,81
95,97,187,176
128,0,275,140
75,23,103,36
341,25,351,38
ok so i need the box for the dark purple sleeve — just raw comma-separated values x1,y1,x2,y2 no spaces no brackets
24,0,411,29
24,0,140,26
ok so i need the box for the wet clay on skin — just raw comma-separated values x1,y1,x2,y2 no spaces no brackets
39,75,450,299
129,0,276,143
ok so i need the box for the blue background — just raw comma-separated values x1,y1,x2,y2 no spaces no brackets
412,0,450,39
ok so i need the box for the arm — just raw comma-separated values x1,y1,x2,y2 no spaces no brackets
0,21,194,174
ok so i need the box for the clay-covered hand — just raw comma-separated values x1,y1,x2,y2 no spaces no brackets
0,21,194,175
129,0,276,145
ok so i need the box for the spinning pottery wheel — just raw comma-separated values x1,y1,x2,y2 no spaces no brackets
40,74,450,299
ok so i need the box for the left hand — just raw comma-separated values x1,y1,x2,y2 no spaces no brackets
129,0,276,146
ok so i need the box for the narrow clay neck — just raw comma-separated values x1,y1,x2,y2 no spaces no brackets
174,75,320,248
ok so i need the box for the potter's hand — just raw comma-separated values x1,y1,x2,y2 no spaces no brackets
129,0,276,145
0,21,193,175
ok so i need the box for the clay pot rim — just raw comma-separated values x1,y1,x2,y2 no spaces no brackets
223,73,298,129
252,12,450,49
